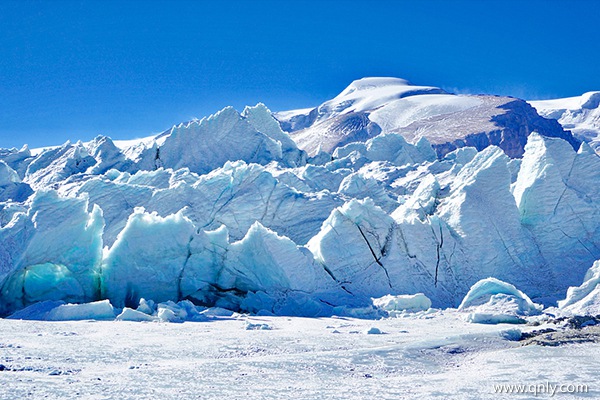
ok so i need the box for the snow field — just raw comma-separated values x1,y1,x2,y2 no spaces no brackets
0,312,598,399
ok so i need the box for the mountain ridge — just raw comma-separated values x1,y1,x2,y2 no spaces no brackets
275,77,579,158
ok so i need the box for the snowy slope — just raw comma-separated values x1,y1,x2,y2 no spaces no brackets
530,91,600,150
276,77,578,158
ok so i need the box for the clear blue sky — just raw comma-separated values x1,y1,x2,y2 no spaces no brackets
1,0,599,149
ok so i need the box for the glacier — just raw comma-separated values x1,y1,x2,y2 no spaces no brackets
1,77,600,319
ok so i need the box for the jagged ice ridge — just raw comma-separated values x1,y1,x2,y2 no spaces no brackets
1,78,600,319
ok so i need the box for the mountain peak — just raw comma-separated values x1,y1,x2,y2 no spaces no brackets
338,77,414,96
279,76,575,158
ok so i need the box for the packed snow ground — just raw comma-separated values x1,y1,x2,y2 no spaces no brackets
1,313,598,400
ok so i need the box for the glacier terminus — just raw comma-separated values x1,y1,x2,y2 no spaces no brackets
0,77,599,323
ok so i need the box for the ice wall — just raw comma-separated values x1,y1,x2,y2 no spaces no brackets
1,103,600,317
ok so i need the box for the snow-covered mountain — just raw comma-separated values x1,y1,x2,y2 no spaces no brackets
529,91,600,151
1,77,600,319
275,77,579,158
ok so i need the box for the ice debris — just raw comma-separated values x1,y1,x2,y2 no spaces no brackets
372,293,432,314
558,260,600,316
459,278,543,324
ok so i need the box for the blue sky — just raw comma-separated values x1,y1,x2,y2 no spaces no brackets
1,0,599,148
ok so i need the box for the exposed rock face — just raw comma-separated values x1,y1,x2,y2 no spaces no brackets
417,97,579,158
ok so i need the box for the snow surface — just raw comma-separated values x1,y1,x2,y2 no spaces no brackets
315,77,447,118
368,94,482,133
0,312,598,399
